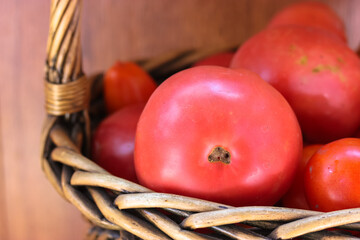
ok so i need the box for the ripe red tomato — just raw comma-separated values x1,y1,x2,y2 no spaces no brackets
92,103,145,183
192,52,234,68
281,144,322,210
304,138,360,212
135,66,303,206
267,1,346,42
103,61,157,114
231,26,360,143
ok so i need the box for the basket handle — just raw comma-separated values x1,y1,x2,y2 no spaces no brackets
42,0,90,157
44,0,89,116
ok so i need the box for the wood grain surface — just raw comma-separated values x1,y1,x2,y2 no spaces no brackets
0,1,359,239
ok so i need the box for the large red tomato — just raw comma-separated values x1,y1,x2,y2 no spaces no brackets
304,138,360,212
103,61,157,114
267,1,346,42
231,26,360,143
92,103,145,183
135,66,303,206
281,144,322,210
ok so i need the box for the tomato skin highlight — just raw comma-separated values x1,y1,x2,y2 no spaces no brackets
92,103,145,183
135,66,303,206
103,61,157,114
281,144,322,210
231,26,360,143
267,1,346,42
304,138,360,212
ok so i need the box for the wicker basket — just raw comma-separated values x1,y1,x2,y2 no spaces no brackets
41,1,360,239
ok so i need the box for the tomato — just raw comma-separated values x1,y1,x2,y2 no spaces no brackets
354,129,360,138
92,103,145,183
134,66,303,206
230,26,360,143
267,1,346,42
304,138,360,211
192,52,234,68
281,144,322,210
103,61,157,114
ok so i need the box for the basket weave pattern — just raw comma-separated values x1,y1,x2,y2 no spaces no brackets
41,1,360,239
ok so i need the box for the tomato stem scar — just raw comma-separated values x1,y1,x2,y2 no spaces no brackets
208,146,231,164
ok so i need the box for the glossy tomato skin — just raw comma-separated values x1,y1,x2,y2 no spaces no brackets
231,26,360,143
135,66,303,206
104,61,157,114
304,138,360,212
267,1,346,42
281,144,322,210
192,52,235,68
92,103,145,183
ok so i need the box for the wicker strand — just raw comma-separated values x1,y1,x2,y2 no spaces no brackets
47,0,83,82
115,193,230,212
45,75,90,115
137,209,222,240
51,147,108,174
269,208,360,239
50,124,81,152
88,188,172,240
181,207,319,229
210,225,270,240
71,171,151,194
61,166,120,230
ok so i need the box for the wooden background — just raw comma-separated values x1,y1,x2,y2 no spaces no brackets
0,0,359,239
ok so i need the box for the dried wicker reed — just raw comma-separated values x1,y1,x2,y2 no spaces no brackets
41,0,360,239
